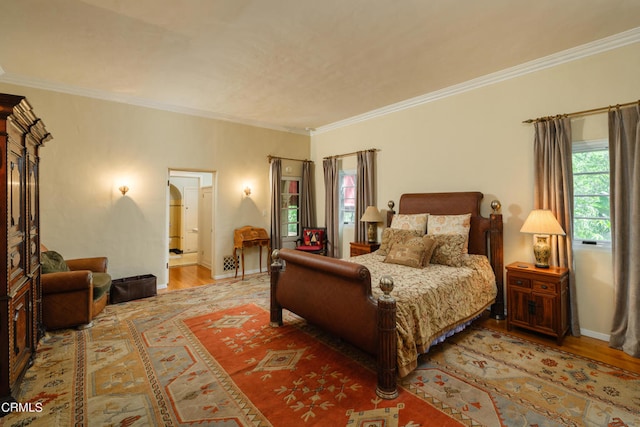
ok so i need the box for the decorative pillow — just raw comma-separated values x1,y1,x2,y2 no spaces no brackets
427,214,471,252
302,229,324,246
428,233,467,267
41,250,70,274
378,228,423,256
402,235,438,266
390,213,428,233
384,243,425,268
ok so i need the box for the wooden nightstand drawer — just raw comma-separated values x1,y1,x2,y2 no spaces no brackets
508,276,531,288
532,280,557,294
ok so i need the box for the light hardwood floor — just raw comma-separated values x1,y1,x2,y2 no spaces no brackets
164,265,640,373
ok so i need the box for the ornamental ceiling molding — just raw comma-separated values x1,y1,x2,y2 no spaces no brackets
0,66,306,136
1,27,639,137
312,27,640,135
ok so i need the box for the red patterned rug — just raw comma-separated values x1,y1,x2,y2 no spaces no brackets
182,303,460,426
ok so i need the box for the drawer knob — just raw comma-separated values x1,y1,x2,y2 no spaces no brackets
541,285,548,289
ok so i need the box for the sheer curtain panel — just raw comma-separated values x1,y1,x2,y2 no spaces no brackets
608,104,640,357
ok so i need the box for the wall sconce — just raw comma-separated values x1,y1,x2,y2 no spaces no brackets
119,185,129,196
243,186,252,198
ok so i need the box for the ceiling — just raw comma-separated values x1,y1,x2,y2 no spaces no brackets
1,0,640,134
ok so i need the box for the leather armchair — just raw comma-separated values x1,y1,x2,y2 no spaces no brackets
41,254,112,330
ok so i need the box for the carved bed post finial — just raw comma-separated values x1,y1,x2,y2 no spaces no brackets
270,249,284,327
491,199,502,214
386,201,396,227
376,275,398,399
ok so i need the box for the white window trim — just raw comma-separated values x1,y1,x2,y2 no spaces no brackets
572,138,611,249
339,170,356,227
281,177,301,243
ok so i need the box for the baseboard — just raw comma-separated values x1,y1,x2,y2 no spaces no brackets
580,328,610,343
214,267,263,281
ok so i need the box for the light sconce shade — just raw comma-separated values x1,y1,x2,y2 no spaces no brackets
520,209,565,268
243,186,252,197
119,185,129,196
360,206,383,243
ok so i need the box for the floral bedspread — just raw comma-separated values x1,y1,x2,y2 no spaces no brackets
346,253,497,377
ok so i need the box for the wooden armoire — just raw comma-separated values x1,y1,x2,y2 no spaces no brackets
0,94,52,402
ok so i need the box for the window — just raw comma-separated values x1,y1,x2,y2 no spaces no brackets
340,171,356,225
572,139,611,244
280,178,300,239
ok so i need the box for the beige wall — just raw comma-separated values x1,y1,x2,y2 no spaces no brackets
0,83,310,285
310,42,640,339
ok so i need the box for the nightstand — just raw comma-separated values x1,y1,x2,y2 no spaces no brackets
506,262,569,345
350,241,381,257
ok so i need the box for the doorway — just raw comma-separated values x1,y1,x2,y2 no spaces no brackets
167,169,215,281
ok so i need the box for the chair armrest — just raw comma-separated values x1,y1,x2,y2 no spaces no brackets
42,270,93,294
66,257,108,273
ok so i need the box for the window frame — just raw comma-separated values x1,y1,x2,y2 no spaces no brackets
339,170,356,226
571,138,611,248
280,177,301,242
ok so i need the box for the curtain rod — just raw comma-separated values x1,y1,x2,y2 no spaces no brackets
523,100,640,124
323,148,380,160
267,155,310,163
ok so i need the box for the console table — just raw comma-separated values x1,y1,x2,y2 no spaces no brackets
233,226,270,279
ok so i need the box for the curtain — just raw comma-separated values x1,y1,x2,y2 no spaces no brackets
608,104,640,357
269,158,282,251
300,161,315,228
323,157,340,258
355,150,376,242
533,117,581,336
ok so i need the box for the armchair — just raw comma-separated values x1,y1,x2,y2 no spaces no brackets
295,227,327,256
41,248,112,330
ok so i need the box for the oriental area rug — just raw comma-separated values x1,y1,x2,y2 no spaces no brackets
3,273,639,427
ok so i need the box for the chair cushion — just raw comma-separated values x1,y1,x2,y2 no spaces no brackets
296,245,323,252
92,272,112,301
41,251,70,274
302,229,324,246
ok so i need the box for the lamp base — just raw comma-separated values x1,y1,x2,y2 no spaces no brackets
367,223,378,243
533,235,551,268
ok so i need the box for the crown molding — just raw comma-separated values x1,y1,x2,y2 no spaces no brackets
314,27,640,135
0,69,310,136
1,27,638,137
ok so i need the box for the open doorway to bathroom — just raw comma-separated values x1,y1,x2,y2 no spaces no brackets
167,169,216,285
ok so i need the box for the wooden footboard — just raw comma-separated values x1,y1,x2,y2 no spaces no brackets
270,248,399,399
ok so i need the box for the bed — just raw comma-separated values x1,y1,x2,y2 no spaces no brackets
269,191,504,399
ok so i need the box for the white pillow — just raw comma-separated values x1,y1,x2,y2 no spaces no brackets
390,213,428,233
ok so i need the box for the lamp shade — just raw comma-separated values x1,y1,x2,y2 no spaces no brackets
520,210,566,235
360,206,383,223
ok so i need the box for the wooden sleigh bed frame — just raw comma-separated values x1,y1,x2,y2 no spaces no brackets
270,192,504,399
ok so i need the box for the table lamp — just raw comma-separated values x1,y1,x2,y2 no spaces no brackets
360,206,383,243
520,209,566,268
